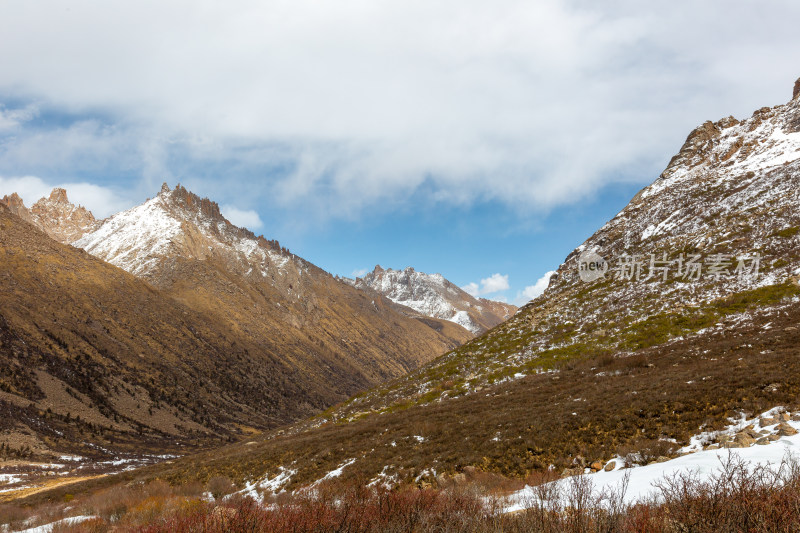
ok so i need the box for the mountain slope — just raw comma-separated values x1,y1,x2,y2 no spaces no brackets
0,188,469,462
0,203,304,459
349,266,516,334
100,77,800,490
74,184,470,383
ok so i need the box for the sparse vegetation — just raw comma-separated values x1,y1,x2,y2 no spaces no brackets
8,455,800,532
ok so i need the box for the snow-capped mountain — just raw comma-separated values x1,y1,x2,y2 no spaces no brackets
75,183,293,285
349,266,517,334
0,188,97,244
0,182,476,461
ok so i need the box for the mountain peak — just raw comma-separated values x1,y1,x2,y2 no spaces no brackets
1,192,28,214
794,77,800,100
48,187,69,203
353,265,516,334
75,184,286,282
1,188,97,243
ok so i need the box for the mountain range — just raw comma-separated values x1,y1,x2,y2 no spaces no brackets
3,78,800,507
84,77,800,493
0,184,475,462
347,266,517,334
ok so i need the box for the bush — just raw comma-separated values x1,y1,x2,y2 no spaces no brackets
206,475,235,500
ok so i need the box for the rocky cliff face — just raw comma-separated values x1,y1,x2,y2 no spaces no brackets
350,266,516,334
0,188,97,243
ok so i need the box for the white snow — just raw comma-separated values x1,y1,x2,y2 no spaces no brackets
74,187,295,281
13,516,97,533
450,310,478,332
235,467,297,502
316,458,356,483
0,474,23,485
504,409,800,512
74,195,182,276
355,266,506,333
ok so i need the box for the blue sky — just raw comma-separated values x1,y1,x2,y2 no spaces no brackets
2,1,800,304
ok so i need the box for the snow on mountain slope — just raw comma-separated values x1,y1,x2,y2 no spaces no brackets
505,407,800,511
74,183,294,282
349,266,517,334
312,77,800,425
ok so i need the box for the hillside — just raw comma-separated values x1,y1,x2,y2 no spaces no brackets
0,187,470,464
70,78,800,494
74,184,470,382
348,266,517,334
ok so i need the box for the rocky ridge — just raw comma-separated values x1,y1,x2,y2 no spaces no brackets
349,266,517,334
0,188,97,244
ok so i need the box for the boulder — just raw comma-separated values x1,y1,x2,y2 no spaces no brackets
734,432,756,447
777,423,798,436
742,426,760,439
590,461,603,472
760,416,778,426
604,461,616,472
756,437,770,445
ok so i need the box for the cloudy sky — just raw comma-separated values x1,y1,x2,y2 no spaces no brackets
1,1,799,304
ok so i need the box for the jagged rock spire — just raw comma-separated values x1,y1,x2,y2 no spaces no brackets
794,77,800,100
49,188,68,203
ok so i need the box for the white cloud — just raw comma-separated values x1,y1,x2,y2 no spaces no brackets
220,205,263,230
351,268,368,278
462,282,480,297
1,2,800,219
0,104,37,131
515,270,556,305
0,175,131,218
481,273,510,294
462,273,510,297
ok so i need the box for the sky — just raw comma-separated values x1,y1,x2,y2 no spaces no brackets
1,1,800,305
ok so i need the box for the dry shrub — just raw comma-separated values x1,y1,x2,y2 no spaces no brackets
51,517,109,532
650,452,800,532
80,483,138,522
0,502,31,530
135,485,491,533
205,475,235,500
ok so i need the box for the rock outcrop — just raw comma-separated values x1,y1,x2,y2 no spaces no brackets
1,188,98,243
